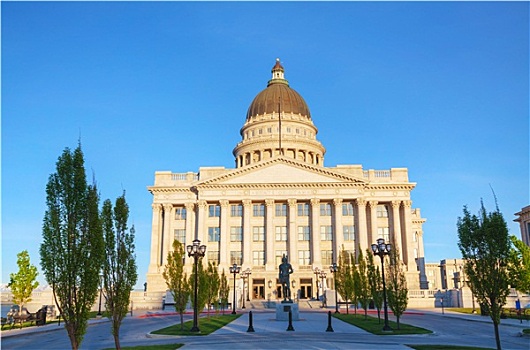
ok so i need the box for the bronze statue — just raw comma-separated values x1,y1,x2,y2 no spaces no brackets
279,255,294,303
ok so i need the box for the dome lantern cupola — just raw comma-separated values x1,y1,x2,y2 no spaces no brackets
233,59,326,168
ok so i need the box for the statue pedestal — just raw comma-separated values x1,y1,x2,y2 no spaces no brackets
275,302,299,321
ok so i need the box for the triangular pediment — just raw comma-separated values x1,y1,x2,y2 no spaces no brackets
198,157,366,186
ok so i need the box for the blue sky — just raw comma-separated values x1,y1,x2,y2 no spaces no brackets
2,2,528,289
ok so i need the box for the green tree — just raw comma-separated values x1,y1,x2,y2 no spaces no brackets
508,235,530,294
366,248,383,323
101,193,138,350
189,257,208,325
386,238,408,329
352,260,360,315
457,201,511,350
218,269,229,315
163,240,190,330
40,144,104,350
356,248,371,319
9,250,39,313
336,247,354,314
204,261,220,317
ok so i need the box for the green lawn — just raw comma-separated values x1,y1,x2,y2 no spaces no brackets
152,314,241,336
333,313,432,335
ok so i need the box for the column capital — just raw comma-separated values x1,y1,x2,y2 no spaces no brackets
152,203,162,211
310,198,320,206
402,200,412,208
391,200,401,209
163,203,173,211
220,199,229,207
198,200,207,209
355,198,367,207
333,198,343,207
185,202,195,211
288,198,297,207
265,199,275,207
242,199,252,207
368,200,378,208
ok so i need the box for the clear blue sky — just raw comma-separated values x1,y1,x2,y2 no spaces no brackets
2,2,528,289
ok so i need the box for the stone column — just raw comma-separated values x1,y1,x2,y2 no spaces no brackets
288,198,298,268
355,198,367,261
162,204,173,266
197,200,207,244
220,200,229,266
333,198,343,262
401,200,415,269
310,198,321,266
148,203,162,272
391,200,403,261
265,199,275,269
368,201,378,249
185,202,195,265
242,199,252,266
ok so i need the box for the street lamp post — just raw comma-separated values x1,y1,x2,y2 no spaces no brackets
97,273,103,317
371,238,392,331
330,263,339,314
229,263,240,314
319,270,327,308
187,239,207,332
313,267,320,300
240,268,251,308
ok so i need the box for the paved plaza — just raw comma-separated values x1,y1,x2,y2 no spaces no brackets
1,308,529,349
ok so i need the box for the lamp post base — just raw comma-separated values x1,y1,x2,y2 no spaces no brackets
190,326,200,332
382,324,393,332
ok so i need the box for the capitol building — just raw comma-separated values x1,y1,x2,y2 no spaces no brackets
146,59,428,300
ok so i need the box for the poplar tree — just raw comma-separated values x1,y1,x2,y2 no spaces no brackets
218,269,229,314
9,250,39,313
366,248,383,323
163,240,190,330
508,235,530,294
204,261,220,317
101,193,138,350
356,248,371,319
457,201,511,350
40,144,104,350
386,238,408,329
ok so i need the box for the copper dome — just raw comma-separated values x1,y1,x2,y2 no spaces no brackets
246,60,311,120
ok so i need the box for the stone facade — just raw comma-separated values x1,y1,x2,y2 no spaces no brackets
146,60,428,300
515,205,530,246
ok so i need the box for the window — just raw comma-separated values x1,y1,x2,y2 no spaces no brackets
320,203,332,216
377,205,389,218
207,251,219,264
231,204,243,217
320,225,333,241
343,225,355,241
208,227,220,242
230,251,242,265
298,226,310,241
298,250,310,265
230,226,242,242
174,229,186,245
275,226,287,241
253,251,265,265
275,250,287,265
175,207,187,220
342,203,354,216
253,204,265,217
209,204,221,217
253,226,265,241
377,227,390,242
275,203,287,216
297,203,310,216
267,127,272,133
322,250,333,265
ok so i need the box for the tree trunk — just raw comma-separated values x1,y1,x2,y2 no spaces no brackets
113,322,121,350
66,324,79,350
113,332,121,350
180,313,184,331
397,316,400,330
493,321,502,350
